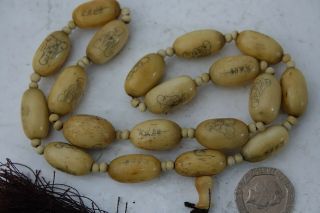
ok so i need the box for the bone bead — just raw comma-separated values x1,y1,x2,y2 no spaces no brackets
281,68,308,116
72,0,121,28
173,29,225,58
44,142,94,175
108,154,161,183
249,73,281,124
195,118,249,151
48,65,87,116
195,176,213,209
175,150,226,177
63,115,116,149
130,119,181,150
161,160,174,171
241,125,289,162
125,53,165,97
209,55,260,86
86,20,129,64
144,75,197,114
32,31,71,76
31,139,41,148
21,88,49,139
236,30,283,64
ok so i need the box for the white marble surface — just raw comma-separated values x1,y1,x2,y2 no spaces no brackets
0,0,320,212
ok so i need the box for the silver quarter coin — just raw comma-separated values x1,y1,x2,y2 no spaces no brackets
235,167,294,213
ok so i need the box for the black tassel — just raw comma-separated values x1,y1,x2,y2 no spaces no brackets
0,158,108,213
184,202,209,213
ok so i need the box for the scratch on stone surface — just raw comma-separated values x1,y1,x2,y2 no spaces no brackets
47,0,53,30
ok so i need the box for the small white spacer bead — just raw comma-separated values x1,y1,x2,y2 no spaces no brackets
287,115,298,125
31,139,41,148
29,82,38,89
53,120,63,131
157,49,166,58
120,130,130,140
99,163,108,172
35,145,45,155
282,54,291,63
227,156,236,166
224,33,233,43
260,61,268,71
231,31,238,40
121,15,131,24
234,153,243,164
91,163,100,172
181,128,188,138
161,160,174,171
282,121,292,130
30,73,41,83
286,60,295,68
68,20,76,29
248,123,257,133
62,20,76,35
131,98,140,108
256,122,265,132
265,67,275,75
165,47,175,57
121,8,131,15
200,73,210,83
49,114,60,123
187,128,195,138
194,76,203,86
138,102,147,112
77,56,91,69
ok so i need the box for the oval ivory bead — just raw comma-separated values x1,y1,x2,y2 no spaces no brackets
281,68,308,116
63,115,116,149
144,75,197,114
130,119,181,150
195,118,249,151
236,30,283,64
108,154,161,183
173,30,225,58
48,65,87,115
175,150,226,177
249,73,281,124
209,55,260,86
86,20,129,64
32,31,71,76
72,0,120,28
125,53,165,97
241,125,289,162
44,142,93,175
21,88,49,139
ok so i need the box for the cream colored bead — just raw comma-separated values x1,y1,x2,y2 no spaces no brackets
225,33,233,43
121,130,130,140
227,156,236,166
30,73,41,83
282,121,292,130
201,73,210,83
35,145,44,155
165,47,175,57
256,122,266,132
131,98,140,108
282,54,291,63
248,123,257,133
49,113,60,123
287,115,298,125
187,128,195,138
121,8,131,15
68,20,76,29
99,163,108,173
91,163,99,172
227,153,243,166
29,82,38,89
231,31,238,40
62,20,76,35
138,102,147,112
286,60,295,68
260,61,268,71
181,128,188,138
234,153,244,164
157,49,166,57
77,56,91,69
31,139,41,147
53,120,63,131
121,15,131,24
194,76,203,86
265,67,275,75
161,160,174,171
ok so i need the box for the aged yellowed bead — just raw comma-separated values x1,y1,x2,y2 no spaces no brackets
108,154,161,183
130,119,181,150
63,115,116,149
72,0,121,28
173,29,225,58
195,176,213,209
32,31,71,76
195,118,249,151
48,65,87,115
281,68,308,116
21,88,49,140
31,139,41,147
175,150,226,177
49,113,60,123
53,120,63,131
249,73,281,124
44,142,94,175
144,75,197,114
209,55,260,86
125,53,165,97
86,20,129,64
236,30,283,64
241,125,289,162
